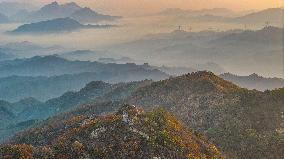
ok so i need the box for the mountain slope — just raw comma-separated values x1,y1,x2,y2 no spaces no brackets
0,72,108,102
10,18,83,33
0,81,113,142
71,7,120,23
9,18,113,34
0,56,168,102
59,50,100,61
107,26,283,77
1,71,283,158
0,55,169,79
210,26,284,46
0,102,15,130
9,98,42,115
157,8,283,26
16,80,153,122
125,71,284,158
20,1,120,23
158,8,236,17
2,105,222,159
220,73,284,91
0,80,153,142
27,1,81,22
0,70,165,102
231,8,284,25
0,105,14,122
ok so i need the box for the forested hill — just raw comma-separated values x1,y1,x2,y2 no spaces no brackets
1,71,283,158
126,71,284,158
1,105,222,159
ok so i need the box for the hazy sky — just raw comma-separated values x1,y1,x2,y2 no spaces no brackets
3,0,284,16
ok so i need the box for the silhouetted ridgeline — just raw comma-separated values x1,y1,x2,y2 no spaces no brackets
9,18,115,34
0,55,168,78
220,73,284,91
8,1,120,23
0,55,168,102
107,26,283,77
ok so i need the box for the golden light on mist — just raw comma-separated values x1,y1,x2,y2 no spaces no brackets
47,0,284,16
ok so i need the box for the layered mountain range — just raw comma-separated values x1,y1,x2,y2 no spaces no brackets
8,1,120,23
9,18,115,34
220,73,284,91
0,41,64,58
0,55,168,102
1,71,283,158
0,54,280,102
157,8,284,26
107,26,283,77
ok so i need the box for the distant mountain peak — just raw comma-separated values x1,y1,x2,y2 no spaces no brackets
71,7,120,23
79,7,98,14
9,17,114,34
64,2,79,7
232,8,284,24
248,73,261,78
82,81,111,92
165,71,240,93
159,7,235,17
28,54,67,63
9,17,84,34
50,1,58,5
62,2,82,10
44,1,59,8
27,1,81,22
82,7,92,10
220,72,284,91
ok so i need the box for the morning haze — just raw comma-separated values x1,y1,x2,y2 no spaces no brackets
0,0,283,159
3,0,284,77
32,0,284,16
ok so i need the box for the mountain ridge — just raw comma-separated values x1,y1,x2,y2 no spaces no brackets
0,71,283,158
71,7,121,23
231,8,284,25
15,1,120,23
220,72,284,91
123,72,283,158
9,18,115,34
1,105,222,159
107,26,283,77
0,55,169,79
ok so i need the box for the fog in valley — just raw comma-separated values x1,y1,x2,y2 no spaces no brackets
0,3,283,78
